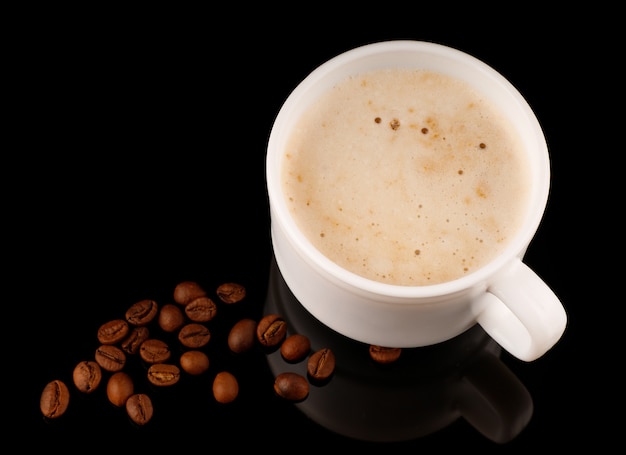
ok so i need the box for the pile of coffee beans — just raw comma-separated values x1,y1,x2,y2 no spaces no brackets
40,279,400,426
40,281,244,425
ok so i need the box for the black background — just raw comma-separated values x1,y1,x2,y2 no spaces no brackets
16,6,610,451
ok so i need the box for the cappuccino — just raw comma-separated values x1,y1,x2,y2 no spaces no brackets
281,68,531,286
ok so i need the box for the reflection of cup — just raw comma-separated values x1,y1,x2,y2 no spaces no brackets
264,256,533,443
266,40,567,361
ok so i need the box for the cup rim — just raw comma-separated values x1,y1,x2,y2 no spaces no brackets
266,40,550,299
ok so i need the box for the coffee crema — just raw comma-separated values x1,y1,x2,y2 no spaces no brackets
281,68,531,286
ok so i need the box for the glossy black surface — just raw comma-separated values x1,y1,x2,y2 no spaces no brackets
20,11,603,451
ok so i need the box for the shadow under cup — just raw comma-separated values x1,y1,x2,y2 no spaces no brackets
266,40,566,361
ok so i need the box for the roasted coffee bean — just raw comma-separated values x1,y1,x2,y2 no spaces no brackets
158,303,186,332
307,348,336,381
212,371,238,403
274,372,309,401
256,313,287,347
40,379,70,419
95,344,127,372
180,350,210,375
121,326,150,355
125,299,158,326
281,334,311,362
227,318,257,353
184,296,217,322
126,393,153,426
72,360,102,393
97,319,129,345
107,371,134,407
216,282,246,304
139,338,171,364
369,345,402,364
173,280,206,306
147,363,180,387
178,323,211,348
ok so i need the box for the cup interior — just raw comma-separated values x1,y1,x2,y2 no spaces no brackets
266,40,550,298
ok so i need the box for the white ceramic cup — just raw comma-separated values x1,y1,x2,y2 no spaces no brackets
266,40,567,362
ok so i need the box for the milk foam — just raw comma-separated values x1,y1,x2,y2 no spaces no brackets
282,68,531,286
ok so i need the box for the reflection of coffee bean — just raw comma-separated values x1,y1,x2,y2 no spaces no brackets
121,326,150,355
40,379,70,419
307,348,336,381
256,313,287,347
369,345,402,364
97,319,129,345
216,282,246,304
227,318,257,353
126,393,153,426
107,371,134,407
139,339,171,364
274,372,309,401
158,303,185,332
178,323,211,348
95,344,127,372
281,334,311,362
125,299,158,326
212,371,239,403
184,296,217,322
72,360,102,393
147,363,180,387
180,350,210,375
173,280,206,306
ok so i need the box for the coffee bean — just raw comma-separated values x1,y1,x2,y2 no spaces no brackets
307,348,336,381
184,296,217,322
40,379,70,419
216,282,246,304
97,319,129,345
178,323,211,348
147,363,180,387
212,371,238,403
256,313,287,347
180,350,210,375
72,360,102,393
368,345,402,364
227,318,258,354
125,299,158,326
120,326,150,355
274,372,309,401
158,303,186,332
95,344,127,372
126,393,153,426
281,334,311,362
139,338,171,364
107,371,134,407
173,280,206,306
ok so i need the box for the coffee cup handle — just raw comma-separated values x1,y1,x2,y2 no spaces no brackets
472,259,567,362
